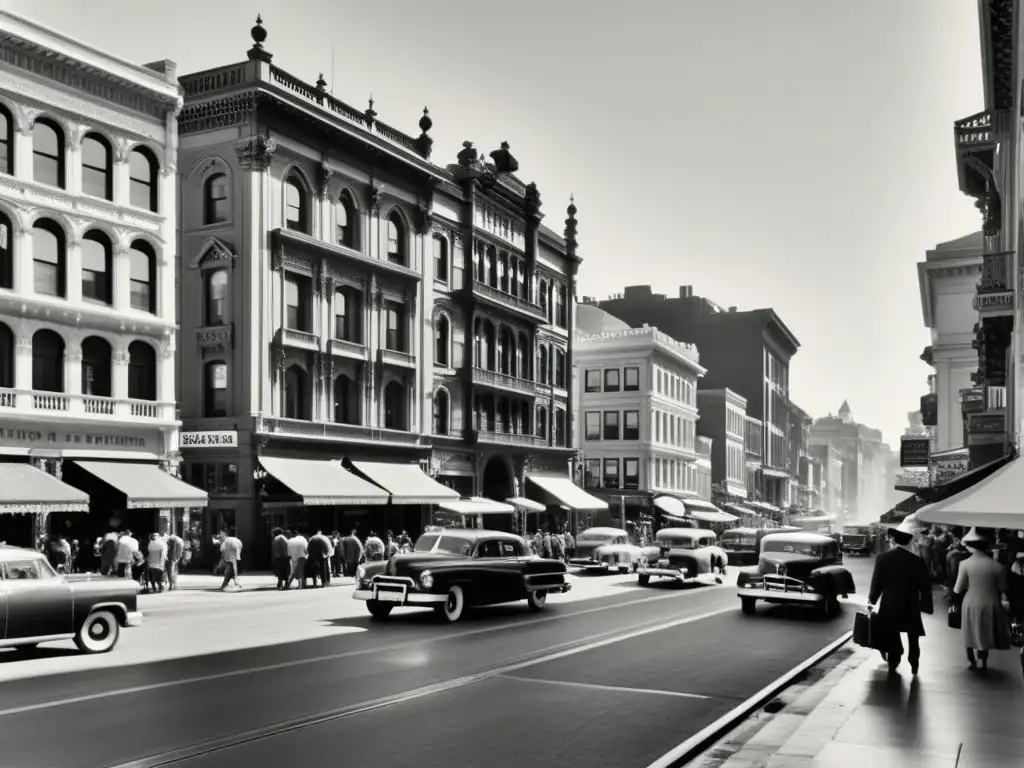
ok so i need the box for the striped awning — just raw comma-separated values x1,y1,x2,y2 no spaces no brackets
527,476,609,511
438,497,516,515
506,496,545,512
259,457,388,506
348,461,459,505
0,463,89,514
73,461,208,509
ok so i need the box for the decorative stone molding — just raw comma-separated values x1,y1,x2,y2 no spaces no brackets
64,350,83,363
113,351,129,366
234,135,277,172
317,162,333,200
197,325,232,351
369,183,382,216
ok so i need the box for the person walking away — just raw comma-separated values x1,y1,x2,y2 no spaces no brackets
57,535,72,574
330,531,342,577
165,530,184,590
286,530,309,589
930,526,950,584
954,528,1011,672
550,532,564,562
564,529,575,562
541,530,553,559
146,533,167,593
271,527,290,589
115,531,139,579
219,528,243,591
868,523,934,675
341,530,363,577
1006,551,1024,679
308,530,331,588
386,531,399,559
365,531,385,562
100,531,118,575
945,533,970,603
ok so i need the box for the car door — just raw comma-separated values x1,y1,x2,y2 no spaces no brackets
2,558,74,641
473,539,519,602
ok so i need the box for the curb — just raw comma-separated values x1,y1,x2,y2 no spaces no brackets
645,629,854,768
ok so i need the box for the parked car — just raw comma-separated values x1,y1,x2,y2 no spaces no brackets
736,532,854,618
352,528,571,623
0,544,143,654
841,525,872,556
636,528,728,586
720,527,759,566
569,527,643,573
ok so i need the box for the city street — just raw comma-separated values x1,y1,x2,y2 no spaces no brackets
0,557,874,768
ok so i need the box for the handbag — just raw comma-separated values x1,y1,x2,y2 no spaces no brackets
853,610,874,648
948,603,962,630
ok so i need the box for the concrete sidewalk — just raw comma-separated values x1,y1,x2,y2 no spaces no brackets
692,597,1024,767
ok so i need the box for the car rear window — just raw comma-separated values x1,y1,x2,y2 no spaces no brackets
660,536,695,548
3,560,43,580
763,541,819,557
725,534,756,546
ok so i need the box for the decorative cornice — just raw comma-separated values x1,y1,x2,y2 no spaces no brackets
234,135,276,172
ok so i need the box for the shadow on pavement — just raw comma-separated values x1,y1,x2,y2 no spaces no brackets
0,646,80,664
323,601,561,629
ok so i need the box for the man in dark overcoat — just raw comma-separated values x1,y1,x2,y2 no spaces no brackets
868,524,934,675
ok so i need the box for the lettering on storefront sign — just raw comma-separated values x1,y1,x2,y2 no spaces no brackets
180,431,239,448
974,292,1013,310
961,388,985,414
899,437,930,468
0,428,150,449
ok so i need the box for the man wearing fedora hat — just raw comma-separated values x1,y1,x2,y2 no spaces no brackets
868,520,934,675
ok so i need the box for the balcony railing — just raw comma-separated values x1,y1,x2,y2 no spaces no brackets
254,416,422,445
476,430,545,447
328,338,368,361
472,368,541,395
378,348,416,369
979,251,1012,293
471,281,547,322
278,327,319,351
0,389,175,420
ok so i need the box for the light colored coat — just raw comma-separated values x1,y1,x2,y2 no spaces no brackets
954,550,1010,650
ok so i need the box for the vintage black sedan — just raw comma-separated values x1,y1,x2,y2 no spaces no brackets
353,528,572,622
720,527,759,566
0,545,143,654
736,532,854,618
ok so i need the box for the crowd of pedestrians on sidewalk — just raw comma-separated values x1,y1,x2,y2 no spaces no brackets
268,528,415,590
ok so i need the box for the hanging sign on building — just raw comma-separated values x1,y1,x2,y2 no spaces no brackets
899,436,930,468
961,388,985,414
180,431,238,448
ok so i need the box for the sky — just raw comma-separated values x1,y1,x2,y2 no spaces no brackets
3,0,982,446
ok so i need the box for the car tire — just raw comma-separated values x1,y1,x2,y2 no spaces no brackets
366,600,393,619
527,590,547,612
435,584,465,623
638,574,650,586
741,597,757,615
74,610,120,654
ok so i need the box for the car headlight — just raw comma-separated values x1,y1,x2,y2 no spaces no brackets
776,564,787,576
419,570,434,589
356,565,366,582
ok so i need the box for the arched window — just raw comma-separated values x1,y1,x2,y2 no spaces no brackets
128,341,157,401
32,329,64,392
435,314,450,367
129,147,158,212
482,320,496,371
128,241,155,313
537,344,549,384
204,361,227,417
81,336,112,397
538,278,549,315
0,103,12,175
334,285,361,342
485,245,497,287
535,405,548,440
284,364,308,420
206,269,228,325
432,234,448,284
0,321,13,388
500,327,514,375
333,374,359,425
386,211,406,265
517,332,529,380
32,118,64,188
81,230,113,304
554,409,566,446
555,348,566,388
32,219,66,297
336,193,356,248
0,210,12,289
383,380,407,430
204,173,229,224
285,174,308,232
81,133,112,200
433,389,450,435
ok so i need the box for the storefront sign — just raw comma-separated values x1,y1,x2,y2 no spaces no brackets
899,437,930,468
0,426,157,450
961,388,985,414
974,292,1013,310
180,431,239,448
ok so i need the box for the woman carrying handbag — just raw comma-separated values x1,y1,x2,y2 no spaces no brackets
952,528,1011,672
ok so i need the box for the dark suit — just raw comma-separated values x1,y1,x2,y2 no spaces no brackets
868,545,934,669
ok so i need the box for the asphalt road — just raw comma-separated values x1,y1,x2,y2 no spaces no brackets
0,556,875,768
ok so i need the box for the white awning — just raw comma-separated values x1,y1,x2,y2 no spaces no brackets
0,463,89,514
682,498,721,513
687,509,739,524
528,475,609,511
506,496,546,512
916,457,1024,528
73,461,208,509
654,496,687,517
259,457,388,506
725,503,759,518
349,461,459,505
438,497,516,515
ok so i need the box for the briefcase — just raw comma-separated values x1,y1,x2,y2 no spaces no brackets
853,610,875,648
947,604,962,630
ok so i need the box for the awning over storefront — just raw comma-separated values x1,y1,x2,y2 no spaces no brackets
506,497,545,512
438,497,516,515
654,496,687,518
724,503,759,518
258,457,388,506
900,453,1013,502
527,475,609,511
73,461,208,509
916,455,1024,529
0,463,89,514
348,461,459,505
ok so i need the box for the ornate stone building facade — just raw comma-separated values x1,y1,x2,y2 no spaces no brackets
0,10,203,547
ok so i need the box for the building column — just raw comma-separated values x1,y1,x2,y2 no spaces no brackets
12,225,33,295
66,237,83,306
409,290,419,432
64,347,83,413
366,276,379,427
113,245,130,312
112,347,129,417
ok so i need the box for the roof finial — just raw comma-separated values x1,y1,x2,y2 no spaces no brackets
365,95,377,128
316,73,327,91
248,15,272,62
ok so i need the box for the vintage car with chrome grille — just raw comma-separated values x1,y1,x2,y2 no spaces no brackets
841,525,872,556
720,527,760,566
0,544,143,654
636,528,728,586
736,532,854,618
569,527,643,573
353,528,571,622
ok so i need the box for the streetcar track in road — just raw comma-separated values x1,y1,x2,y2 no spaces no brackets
0,585,727,714
101,606,733,768
495,674,715,700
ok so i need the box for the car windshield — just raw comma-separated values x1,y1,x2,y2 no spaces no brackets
724,534,756,546
763,541,821,557
414,533,440,552
433,535,474,557
660,536,695,549
579,533,624,545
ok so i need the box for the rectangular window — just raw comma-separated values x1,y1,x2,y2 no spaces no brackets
584,459,601,489
385,301,404,351
623,410,640,440
34,258,59,296
624,367,639,391
584,370,600,393
603,411,620,440
585,411,601,440
623,458,639,490
602,458,620,490
285,276,308,332
334,290,348,340
604,369,620,392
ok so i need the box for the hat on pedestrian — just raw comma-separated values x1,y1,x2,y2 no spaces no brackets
887,526,913,546
962,527,989,550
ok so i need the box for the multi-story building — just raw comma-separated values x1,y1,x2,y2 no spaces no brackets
743,413,763,498
693,435,712,500
787,402,813,510
590,285,800,508
917,232,982,454
696,387,748,503
174,19,585,561
809,442,843,519
574,306,706,527
0,10,207,548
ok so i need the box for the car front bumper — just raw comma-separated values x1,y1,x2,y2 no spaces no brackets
737,586,824,603
353,588,446,605
638,565,690,579
125,611,144,627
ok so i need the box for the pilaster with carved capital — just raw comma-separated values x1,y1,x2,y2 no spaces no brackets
317,162,333,200
234,135,277,173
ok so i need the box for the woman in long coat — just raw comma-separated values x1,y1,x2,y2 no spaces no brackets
953,528,1011,671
